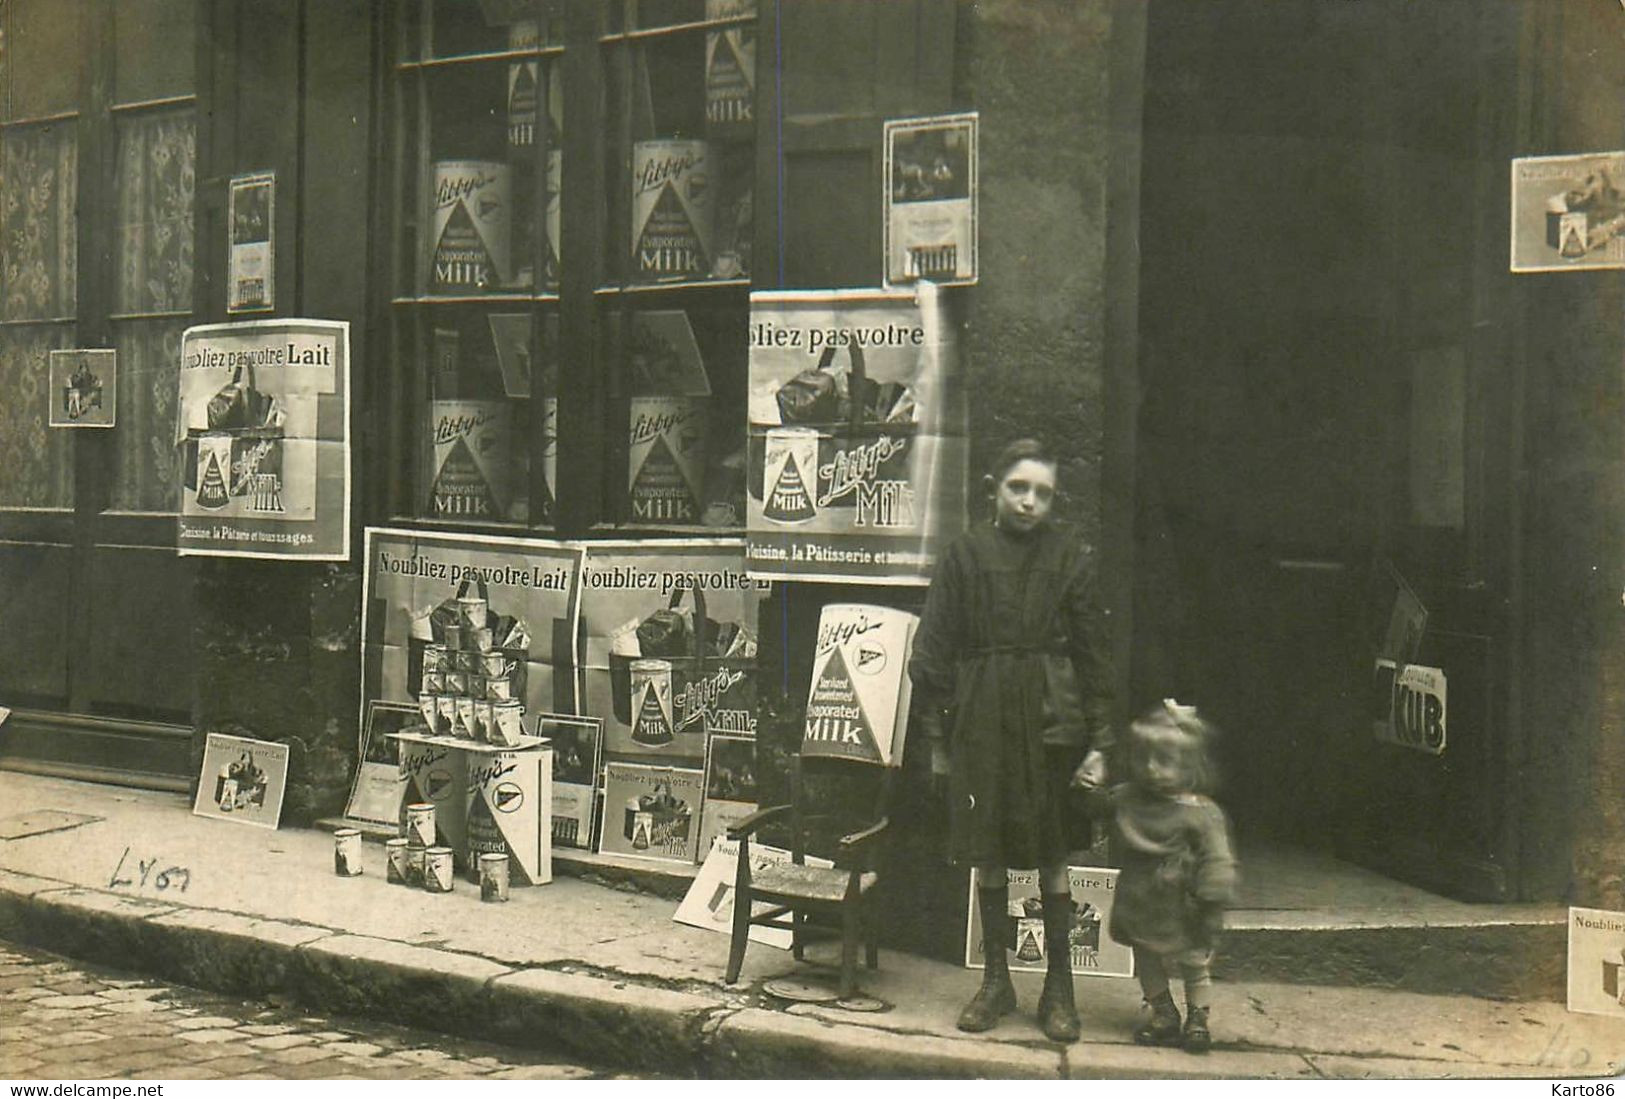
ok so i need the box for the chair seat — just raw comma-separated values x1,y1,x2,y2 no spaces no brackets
749,863,877,904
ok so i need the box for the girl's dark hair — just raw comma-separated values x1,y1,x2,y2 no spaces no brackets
989,438,1057,482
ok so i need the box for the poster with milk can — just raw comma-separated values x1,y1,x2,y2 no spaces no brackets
746,286,966,584
359,527,585,749
580,540,763,769
175,319,351,560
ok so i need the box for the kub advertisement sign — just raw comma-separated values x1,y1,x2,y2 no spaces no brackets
746,286,966,583
1371,661,1447,756
176,319,351,559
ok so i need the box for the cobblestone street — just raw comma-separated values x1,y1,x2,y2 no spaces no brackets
0,941,627,1080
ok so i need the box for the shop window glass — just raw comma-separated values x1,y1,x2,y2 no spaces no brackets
114,0,196,105
4,0,82,123
392,2,564,528
0,123,77,508
596,0,756,530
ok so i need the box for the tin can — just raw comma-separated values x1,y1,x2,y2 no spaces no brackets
473,700,495,742
424,846,456,893
405,842,427,886
452,697,475,738
467,673,487,701
628,396,708,525
630,659,675,745
423,644,447,673
456,595,488,632
334,829,363,877
632,140,715,282
480,651,508,677
486,675,514,702
418,692,439,730
491,701,525,747
442,622,464,652
445,671,470,697
385,837,411,885
421,669,445,695
623,798,644,840
468,627,494,653
435,695,457,735
455,648,480,673
762,427,819,524
631,811,654,850
479,852,510,902
218,778,239,811
430,160,513,291
406,802,437,847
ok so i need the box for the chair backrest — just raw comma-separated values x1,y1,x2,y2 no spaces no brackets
788,753,894,867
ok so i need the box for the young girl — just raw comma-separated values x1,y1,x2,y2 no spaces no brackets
909,439,1116,1042
1076,700,1237,1052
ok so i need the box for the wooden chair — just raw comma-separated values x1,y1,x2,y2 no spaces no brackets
723,753,893,998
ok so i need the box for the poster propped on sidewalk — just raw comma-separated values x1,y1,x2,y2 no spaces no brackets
176,319,350,559
1568,907,1625,1018
192,733,289,831
1510,152,1625,273
600,761,704,865
534,712,603,850
674,837,833,949
344,700,419,827
359,527,585,744
884,112,977,287
966,866,1134,979
746,287,966,583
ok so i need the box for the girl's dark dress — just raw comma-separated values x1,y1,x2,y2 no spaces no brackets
909,521,1115,867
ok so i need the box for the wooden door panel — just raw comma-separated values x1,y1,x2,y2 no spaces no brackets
87,545,193,720
0,544,72,702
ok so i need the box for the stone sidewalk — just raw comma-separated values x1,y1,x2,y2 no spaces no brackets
0,771,1621,1080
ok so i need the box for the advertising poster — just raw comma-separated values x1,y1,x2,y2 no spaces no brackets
801,604,918,767
632,139,715,282
344,700,420,827
427,400,525,523
697,734,757,860
674,837,832,949
1569,907,1625,1018
227,171,275,312
1510,152,1625,273
883,113,977,287
360,527,585,747
581,540,762,768
394,731,469,855
1372,663,1447,756
600,761,704,865
176,319,351,560
47,349,115,428
746,286,966,583
966,867,1134,979
466,744,552,885
535,712,603,850
703,0,755,140
192,733,289,831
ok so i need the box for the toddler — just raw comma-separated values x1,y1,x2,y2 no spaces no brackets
1076,700,1237,1052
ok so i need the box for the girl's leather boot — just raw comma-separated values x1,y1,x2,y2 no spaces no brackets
1134,991,1182,1045
958,885,1017,1031
1036,891,1080,1042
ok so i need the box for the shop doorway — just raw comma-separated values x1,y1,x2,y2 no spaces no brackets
1132,0,1521,901
0,0,200,789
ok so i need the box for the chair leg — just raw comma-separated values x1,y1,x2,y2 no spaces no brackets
791,910,805,961
725,881,751,984
840,903,860,999
864,902,879,971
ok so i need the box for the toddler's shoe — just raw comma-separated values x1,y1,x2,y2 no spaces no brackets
1132,991,1181,1046
1182,1005,1211,1053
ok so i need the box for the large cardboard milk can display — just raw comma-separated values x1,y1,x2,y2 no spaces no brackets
801,603,919,767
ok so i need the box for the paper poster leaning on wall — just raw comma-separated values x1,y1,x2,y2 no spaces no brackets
746,286,966,584
176,319,351,559
192,733,289,831
580,540,762,769
966,866,1134,979
359,527,584,749
1568,907,1625,1019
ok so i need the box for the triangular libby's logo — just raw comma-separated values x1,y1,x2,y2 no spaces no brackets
637,183,708,269
196,452,230,510
633,681,673,745
432,436,497,518
801,646,881,763
766,450,816,522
